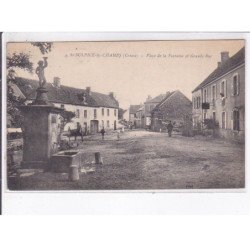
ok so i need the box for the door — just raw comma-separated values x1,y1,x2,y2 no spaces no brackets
83,122,87,135
90,120,99,133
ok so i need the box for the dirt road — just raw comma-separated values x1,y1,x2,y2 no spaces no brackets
10,130,245,190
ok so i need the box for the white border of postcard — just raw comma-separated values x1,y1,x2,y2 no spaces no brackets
2,32,249,214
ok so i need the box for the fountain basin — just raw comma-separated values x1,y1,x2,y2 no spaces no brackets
50,150,80,173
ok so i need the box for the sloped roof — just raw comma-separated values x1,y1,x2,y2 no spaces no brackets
152,90,191,112
152,91,176,111
192,47,245,93
145,94,166,104
137,106,144,112
14,77,119,108
9,82,26,100
129,105,141,114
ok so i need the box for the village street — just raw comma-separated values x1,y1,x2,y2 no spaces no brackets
12,130,245,190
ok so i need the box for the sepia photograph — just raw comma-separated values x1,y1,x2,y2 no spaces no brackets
5,38,245,191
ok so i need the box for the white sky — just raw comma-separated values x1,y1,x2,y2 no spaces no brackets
7,40,244,109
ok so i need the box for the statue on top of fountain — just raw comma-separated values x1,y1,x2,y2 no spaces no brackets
35,57,48,88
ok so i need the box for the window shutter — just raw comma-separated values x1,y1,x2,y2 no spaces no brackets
231,111,234,130
225,111,227,129
225,80,227,97
237,74,240,95
231,77,234,96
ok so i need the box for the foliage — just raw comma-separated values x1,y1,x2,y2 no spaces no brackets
7,42,53,128
59,110,76,134
7,53,33,73
31,42,52,55
7,88,26,128
203,118,218,129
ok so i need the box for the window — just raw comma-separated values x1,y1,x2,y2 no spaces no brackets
212,85,216,101
102,108,104,116
60,104,65,109
196,96,200,109
222,112,226,129
233,110,240,131
94,109,97,119
204,112,207,120
203,89,207,102
107,120,110,128
114,109,117,116
84,110,87,118
232,74,239,96
220,80,226,97
76,109,80,118
193,97,196,109
213,112,216,122
107,109,110,116
101,120,104,128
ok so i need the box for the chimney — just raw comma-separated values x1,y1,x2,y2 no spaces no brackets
221,51,229,64
86,87,91,95
109,92,114,99
166,91,170,96
54,77,61,88
147,95,152,101
217,62,222,67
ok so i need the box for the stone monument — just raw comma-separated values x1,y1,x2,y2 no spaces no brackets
20,57,63,170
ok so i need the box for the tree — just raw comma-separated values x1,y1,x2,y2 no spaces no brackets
58,110,76,146
59,110,76,134
7,42,53,128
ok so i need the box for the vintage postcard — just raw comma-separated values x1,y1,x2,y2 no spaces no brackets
3,34,245,191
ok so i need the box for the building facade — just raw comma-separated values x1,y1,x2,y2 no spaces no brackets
192,47,245,142
151,91,192,132
16,77,119,134
129,105,141,127
143,94,166,129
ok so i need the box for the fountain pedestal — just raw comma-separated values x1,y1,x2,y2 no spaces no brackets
20,87,63,169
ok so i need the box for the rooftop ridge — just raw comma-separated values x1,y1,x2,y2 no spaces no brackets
192,47,245,93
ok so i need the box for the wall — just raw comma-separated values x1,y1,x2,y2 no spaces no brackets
53,103,118,133
129,113,137,126
192,89,202,130
143,102,158,128
192,64,245,142
151,91,192,132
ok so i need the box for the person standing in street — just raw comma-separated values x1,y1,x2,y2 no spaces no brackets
116,129,121,140
100,127,105,140
167,121,174,137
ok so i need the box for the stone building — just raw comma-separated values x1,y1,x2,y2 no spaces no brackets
151,90,192,132
135,106,144,128
15,77,119,134
192,47,245,142
142,94,166,129
129,105,141,127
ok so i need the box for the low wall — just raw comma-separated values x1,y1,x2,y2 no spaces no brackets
219,129,245,143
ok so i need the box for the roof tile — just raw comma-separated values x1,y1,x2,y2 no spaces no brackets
15,77,119,108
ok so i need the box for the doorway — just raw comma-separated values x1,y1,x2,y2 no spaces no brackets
90,120,99,134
